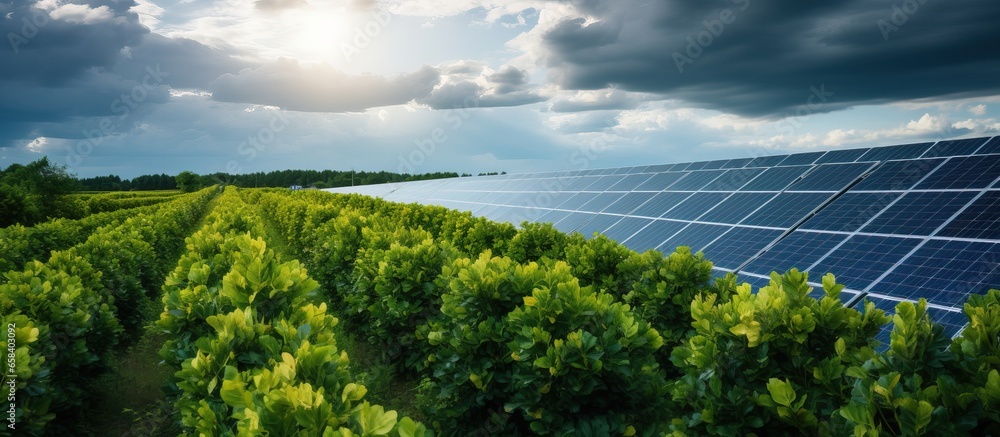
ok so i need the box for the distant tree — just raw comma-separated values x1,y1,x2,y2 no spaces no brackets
175,171,200,192
0,157,81,227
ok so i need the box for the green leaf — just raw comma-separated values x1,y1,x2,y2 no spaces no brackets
766,378,796,408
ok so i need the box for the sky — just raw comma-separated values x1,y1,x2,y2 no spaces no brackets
1,0,999,179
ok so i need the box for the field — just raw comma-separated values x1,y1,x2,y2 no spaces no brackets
2,186,999,436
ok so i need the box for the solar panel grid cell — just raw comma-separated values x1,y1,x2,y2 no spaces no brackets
859,191,977,236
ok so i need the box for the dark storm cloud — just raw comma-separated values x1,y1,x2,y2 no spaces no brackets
210,61,442,112
0,0,247,146
542,0,1000,118
419,65,545,109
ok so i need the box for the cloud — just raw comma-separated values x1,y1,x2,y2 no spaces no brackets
535,0,1000,118
970,104,987,116
254,0,308,11
418,64,545,109
546,89,654,112
209,60,442,112
43,2,115,24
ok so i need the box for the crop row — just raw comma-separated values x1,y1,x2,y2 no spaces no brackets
251,189,1000,436
1,187,217,435
157,187,429,436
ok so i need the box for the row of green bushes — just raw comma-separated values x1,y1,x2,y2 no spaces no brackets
251,189,1000,436
0,187,217,435
157,187,429,435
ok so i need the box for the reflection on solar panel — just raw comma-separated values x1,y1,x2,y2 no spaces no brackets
329,135,1000,339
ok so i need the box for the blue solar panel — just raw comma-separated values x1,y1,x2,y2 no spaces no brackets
788,163,872,191
778,151,826,166
700,159,731,170
631,192,694,218
701,168,765,191
721,157,754,169
800,192,901,232
662,193,731,220
868,239,1000,308
623,219,687,251
586,175,627,191
860,191,977,236
976,137,1000,155
809,235,922,291
858,142,932,161
937,190,1000,240
702,227,783,270
699,193,777,225
556,192,600,210
604,217,653,243
554,212,597,233
685,161,711,171
741,231,848,276
852,159,945,191
746,155,787,168
658,223,731,254
607,174,655,192
815,148,870,164
923,137,990,158
668,170,725,191
635,172,687,191
916,155,1000,190
576,213,624,238
602,192,657,215
578,193,625,213
741,192,830,228
739,166,812,191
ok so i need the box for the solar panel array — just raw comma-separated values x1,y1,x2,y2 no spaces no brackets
328,136,1000,339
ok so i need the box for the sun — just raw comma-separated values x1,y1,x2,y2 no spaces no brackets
282,5,359,65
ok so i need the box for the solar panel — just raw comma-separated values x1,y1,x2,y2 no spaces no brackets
800,192,901,232
937,190,1000,240
861,191,977,236
787,163,872,191
702,227,784,270
623,219,687,251
607,174,655,192
668,170,725,191
635,172,687,191
739,166,811,191
604,217,653,243
699,193,777,225
777,151,825,166
658,223,731,254
328,136,1000,340
602,192,657,215
923,137,990,158
868,239,1000,308
701,168,765,191
746,155,787,168
741,231,848,276
916,155,1000,190
976,136,1000,155
740,192,830,227
809,235,923,291
814,147,870,164
663,192,732,220
852,159,944,191
858,142,932,162
578,193,625,213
